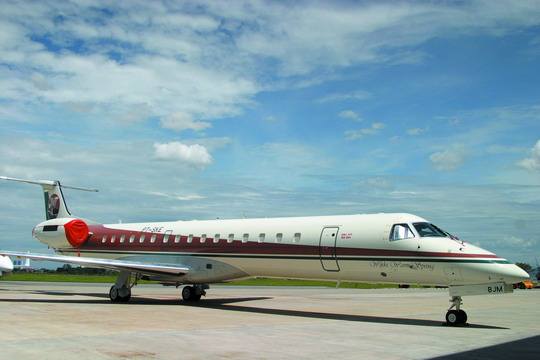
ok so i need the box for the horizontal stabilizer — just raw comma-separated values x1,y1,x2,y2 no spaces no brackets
0,176,98,192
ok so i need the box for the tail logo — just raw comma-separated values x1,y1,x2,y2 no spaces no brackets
47,194,60,219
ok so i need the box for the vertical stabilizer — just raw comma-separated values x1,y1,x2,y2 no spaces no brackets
42,181,71,219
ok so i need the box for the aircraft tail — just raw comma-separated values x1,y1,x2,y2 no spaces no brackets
0,176,98,220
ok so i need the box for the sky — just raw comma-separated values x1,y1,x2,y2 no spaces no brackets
0,0,539,265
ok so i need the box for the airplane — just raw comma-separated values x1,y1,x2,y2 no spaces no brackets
0,175,529,326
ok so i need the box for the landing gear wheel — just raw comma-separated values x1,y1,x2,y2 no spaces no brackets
182,286,202,302
118,288,131,302
109,285,131,303
445,309,467,326
109,285,120,303
457,310,467,324
446,310,459,326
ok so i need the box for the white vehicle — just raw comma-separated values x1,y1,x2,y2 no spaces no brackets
0,176,529,326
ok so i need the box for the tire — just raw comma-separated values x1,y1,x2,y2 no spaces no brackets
457,310,467,324
445,310,459,326
182,286,194,301
109,285,119,303
119,289,131,302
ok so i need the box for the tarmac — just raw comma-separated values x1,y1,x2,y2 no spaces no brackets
0,282,538,359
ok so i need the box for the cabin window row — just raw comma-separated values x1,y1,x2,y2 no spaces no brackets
100,232,301,244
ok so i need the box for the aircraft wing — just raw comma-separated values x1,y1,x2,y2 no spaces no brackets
0,251,190,277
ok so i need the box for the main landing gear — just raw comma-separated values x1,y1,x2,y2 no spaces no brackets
445,296,467,326
181,284,208,302
109,271,136,303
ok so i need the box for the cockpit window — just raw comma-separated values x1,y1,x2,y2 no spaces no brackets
413,222,447,237
389,224,415,241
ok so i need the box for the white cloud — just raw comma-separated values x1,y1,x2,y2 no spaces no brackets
1,0,539,131
430,146,467,171
345,122,385,140
317,90,371,103
338,110,361,121
146,191,206,201
407,127,426,136
517,140,540,171
160,112,211,132
153,142,212,167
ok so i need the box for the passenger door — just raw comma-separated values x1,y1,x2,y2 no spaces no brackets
319,227,340,272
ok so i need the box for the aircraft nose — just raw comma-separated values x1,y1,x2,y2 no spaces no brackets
493,264,530,284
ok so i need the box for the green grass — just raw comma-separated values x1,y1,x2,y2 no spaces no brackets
0,272,399,288
0,273,119,283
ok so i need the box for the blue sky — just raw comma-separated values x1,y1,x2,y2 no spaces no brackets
1,1,539,265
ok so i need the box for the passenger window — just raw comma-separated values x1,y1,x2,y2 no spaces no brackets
259,233,265,243
101,235,107,243
201,234,206,243
390,224,415,241
150,234,157,243
139,234,145,243
228,234,234,243
174,235,181,243
129,235,135,243
242,233,249,243
294,233,301,242
111,235,116,243
214,234,220,243
163,233,170,243
187,234,193,243
276,233,283,242
120,235,125,243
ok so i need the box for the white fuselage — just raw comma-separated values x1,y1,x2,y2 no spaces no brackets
33,213,528,286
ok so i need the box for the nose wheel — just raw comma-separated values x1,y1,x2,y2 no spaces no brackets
446,296,467,326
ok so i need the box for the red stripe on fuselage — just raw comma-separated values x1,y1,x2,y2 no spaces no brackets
82,225,500,259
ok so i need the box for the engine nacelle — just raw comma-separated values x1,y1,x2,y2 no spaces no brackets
33,218,89,249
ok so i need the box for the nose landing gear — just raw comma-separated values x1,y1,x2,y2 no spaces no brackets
446,296,467,326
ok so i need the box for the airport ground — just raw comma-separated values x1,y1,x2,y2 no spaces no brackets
0,282,538,359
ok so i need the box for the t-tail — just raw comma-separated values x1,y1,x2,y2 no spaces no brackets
0,176,98,220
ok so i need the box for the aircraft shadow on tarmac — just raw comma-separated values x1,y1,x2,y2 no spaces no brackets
429,335,540,360
0,289,508,329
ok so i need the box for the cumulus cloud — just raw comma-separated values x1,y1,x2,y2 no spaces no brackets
160,112,211,132
345,122,385,140
154,142,212,167
429,146,467,171
2,0,540,130
517,140,540,171
338,110,361,121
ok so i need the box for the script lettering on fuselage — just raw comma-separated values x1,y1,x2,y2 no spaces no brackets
370,261,434,272
141,226,164,233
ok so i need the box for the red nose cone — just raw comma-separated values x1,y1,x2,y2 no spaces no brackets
64,219,89,247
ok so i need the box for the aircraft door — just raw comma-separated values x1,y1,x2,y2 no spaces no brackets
319,227,340,272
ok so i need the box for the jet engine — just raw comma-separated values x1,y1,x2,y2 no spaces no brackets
33,218,90,249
